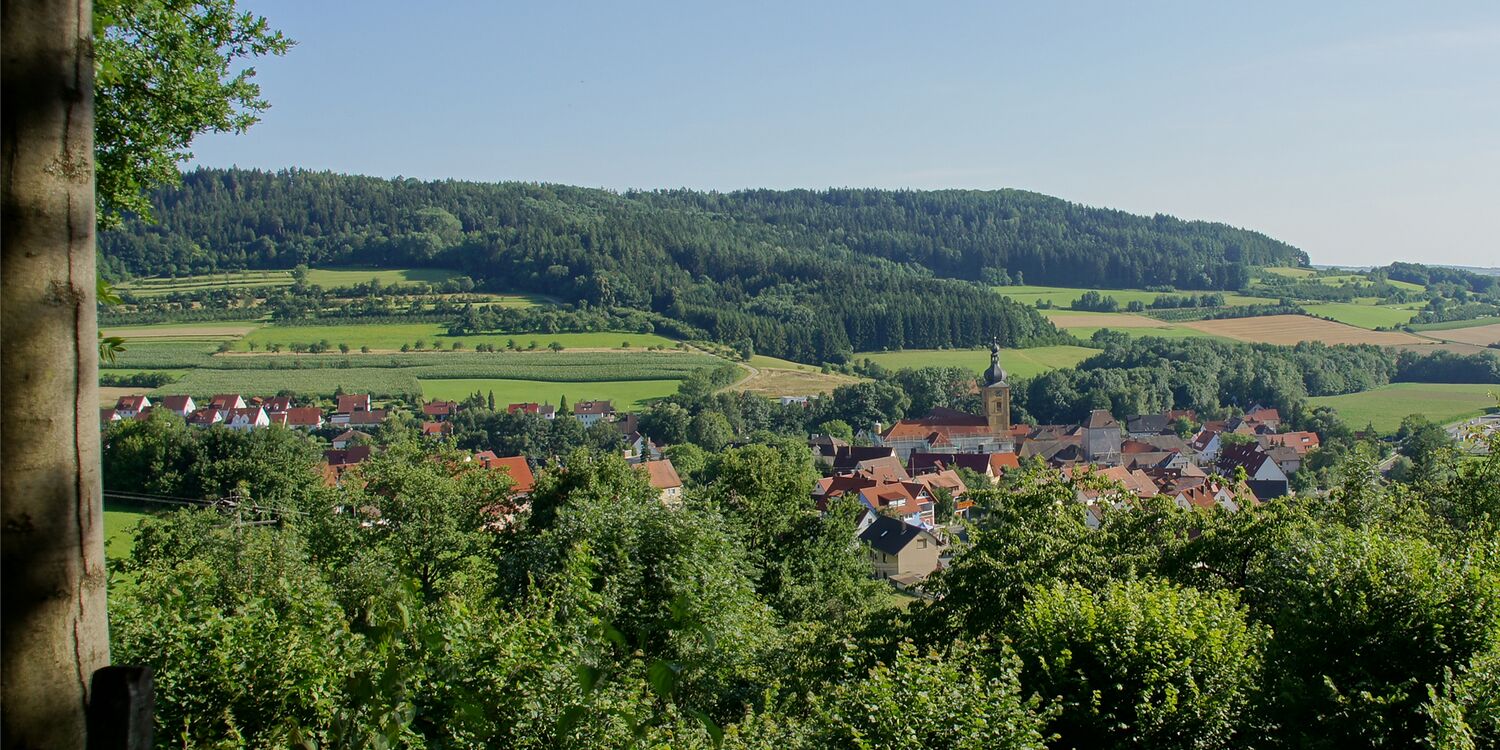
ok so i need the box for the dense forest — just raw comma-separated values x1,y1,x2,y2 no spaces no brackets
98,169,1308,361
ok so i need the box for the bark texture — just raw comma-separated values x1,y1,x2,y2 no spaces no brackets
2,1,111,748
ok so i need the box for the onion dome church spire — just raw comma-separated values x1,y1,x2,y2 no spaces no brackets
984,338,1008,386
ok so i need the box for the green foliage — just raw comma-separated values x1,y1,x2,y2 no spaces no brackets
94,1,292,226
1010,579,1266,749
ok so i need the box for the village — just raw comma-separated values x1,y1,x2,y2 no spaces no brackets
100,344,1317,593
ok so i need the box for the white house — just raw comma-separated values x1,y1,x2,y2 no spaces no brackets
226,406,270,431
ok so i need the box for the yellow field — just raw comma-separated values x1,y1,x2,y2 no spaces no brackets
1181,315,1428,346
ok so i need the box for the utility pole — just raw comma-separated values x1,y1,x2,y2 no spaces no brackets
2,0,112,747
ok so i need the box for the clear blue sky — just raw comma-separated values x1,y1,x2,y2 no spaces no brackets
190,0,1500,268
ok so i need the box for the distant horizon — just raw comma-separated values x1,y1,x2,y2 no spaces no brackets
188,1,1500,268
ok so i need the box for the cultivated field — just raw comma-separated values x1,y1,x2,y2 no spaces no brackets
1423,323,1500,348
103,323,262,340
161,368,423,398
856,345,1095,379
1181,315,1428,346
100,386,148,407
1409,317,1500,333
1067,326,1228,342
1309,383,1499,433
236,324,679,353
417,378,683,409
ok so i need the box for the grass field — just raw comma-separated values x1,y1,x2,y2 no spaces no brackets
1041,310,1174,329
1309,383,1499,433
104,505,150,562
1302,303,1418,329
855,345,1096,379
996,285,1266,309
1181,315,1428,346
303,267,463,287
418,378,683,408
733,365,860,398
1263,267,1317,278
237,323,680,353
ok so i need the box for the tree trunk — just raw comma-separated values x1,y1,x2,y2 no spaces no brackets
1,0,111,748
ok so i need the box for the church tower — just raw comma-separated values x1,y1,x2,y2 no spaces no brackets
981,339,1011,434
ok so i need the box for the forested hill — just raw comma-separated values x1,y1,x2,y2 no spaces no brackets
99,169,1306,361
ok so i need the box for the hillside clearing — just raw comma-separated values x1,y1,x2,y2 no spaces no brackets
732,366,861,398
1181,315,1427,346
997,285,1266,309
1301,303,1418,330
1309,383,1499,434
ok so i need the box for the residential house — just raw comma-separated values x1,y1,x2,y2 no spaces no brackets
908,451,1018,481
331,429,371,449
421,421,454,439
1259,431,1320,455
471,452,536,495
186,408,225,427
346,409,389,428
262,395,293,413
1265,445,1304,475
226,406,270,431
507,402,557,419
99,407,123,427
814,444,896,472
322,446,374,486
208,394,246,411
276,407,324,430
1172,478,1247,513
1125,413,1171,437
422,400,459,421
1216,443,1290,499
113,395,150,418
1244,406,1282,431
573,400,615,427
155,395,196,416
1189,429,1223,464
636,459,684,506
336,394,372,415
859,513,943,584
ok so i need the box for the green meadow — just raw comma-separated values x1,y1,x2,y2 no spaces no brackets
418,378,684,409
1302,302,1419,329
1309,383,1499,434
118,267,469,296
237,324,682,353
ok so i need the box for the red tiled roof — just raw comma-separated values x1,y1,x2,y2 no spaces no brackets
636,459,682,490
283,407,323,426
336,394,371,414
422,400,457,417
484,456,535,494
115,395,149,411
156,395,194,414
574,400,614,415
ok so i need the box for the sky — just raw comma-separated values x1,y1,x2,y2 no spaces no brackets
189,0,1500,268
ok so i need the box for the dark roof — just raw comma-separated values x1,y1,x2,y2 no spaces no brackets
984,340,1008,386
823,445,897,469
859,513,928,556
1126,414,1170,434
909,452,994,474
1216,443,1273,474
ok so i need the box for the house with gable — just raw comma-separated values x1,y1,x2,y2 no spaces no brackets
1216,443,1290,499
113,395,150,419
422,400,459,421
226,406,270,431
635,458,684,506
507,402,557,419
208,394,246,412
858,512,944,584
155,395,196,416
573,400,616,427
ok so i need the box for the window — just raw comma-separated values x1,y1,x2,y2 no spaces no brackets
917,538,927,549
